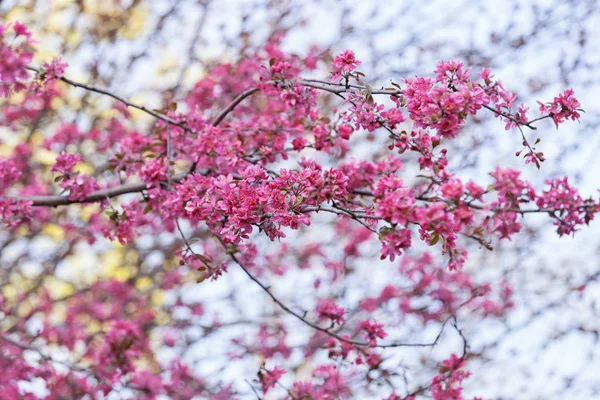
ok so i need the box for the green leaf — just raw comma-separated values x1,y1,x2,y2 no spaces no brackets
363,84,372,99
378,226,392,240
226,246,238,255
293,196,305,206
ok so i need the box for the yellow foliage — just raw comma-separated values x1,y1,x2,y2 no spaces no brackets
48,303,67,325
135,277,153,291
128,95,155,122
114,267,132,282
66,30,80,47
16,225,30,237
2,284,17,303
103,263,126,281
51,96,65,111
11,274,33,292
101,247,142,282
33,149,58,166
125,250,139,264
156,48,180,77
46,12,69,35
79,204,100,221
74,161,94,176
103,248,124,268
151,289,163,306
8,91,25,105
17,300,33,318
42,223,66,242
120,6,148,39
83,0,120,15
67,95,82,110
100,108,119,120
45,277,75,299
58,253,102,286
4,7,27,23
183,65,207,87
154,310,170,325
87,320,102,335
0,144,12,158
56,0,76,7
29,131,44,147
35,48,57,64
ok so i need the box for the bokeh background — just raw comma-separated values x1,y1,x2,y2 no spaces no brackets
1,0,599,398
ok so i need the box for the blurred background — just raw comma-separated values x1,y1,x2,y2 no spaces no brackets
1,0,599,398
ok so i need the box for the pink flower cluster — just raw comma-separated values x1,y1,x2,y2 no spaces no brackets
0,160,22,194
258,365,285,394
358,253,513,323
51,152,99,201
316,298,346,325
95,320,147,380
536,177,594,236
0,22,34,97
488,167,536,239
477,67,530,130
373,173,472,268
343,92,386,132
370,163,600,269
290,365,352,398
374,175,415,224
430,354,472,400
358,319,388,345
331,49,361,81
175,163,348,244
232,323,292,360
403,60,489,139
0,199,32,228
538,89,581,127
379,228,413,262
39,56,68,83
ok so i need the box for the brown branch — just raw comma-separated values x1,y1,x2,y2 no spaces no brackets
211,87,260,126
297,79,402,96
5,71,569,209
482,104,538,130
216,237,438,349
26,66,192,132
7,172,189,206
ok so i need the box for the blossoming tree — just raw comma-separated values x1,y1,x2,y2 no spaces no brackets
0,3,597,399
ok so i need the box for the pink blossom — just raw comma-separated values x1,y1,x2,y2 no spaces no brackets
0,22,35,97
316,298,346,325
51,152,81,174
536,177,587,236
331,49,361,81
42,56,68,80
358,319,387,345
379,228,412,261
430,354,470,400
259,366,285,394
538,88,581,127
